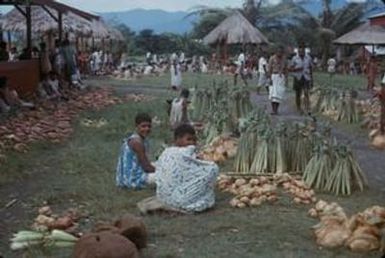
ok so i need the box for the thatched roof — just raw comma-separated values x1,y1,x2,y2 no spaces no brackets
334,22,385,45
203,11,268,45
90,19,110,38
0,6,92,35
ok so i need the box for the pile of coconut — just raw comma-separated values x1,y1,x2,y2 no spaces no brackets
217,173,317,208
309,200,385,253
199,135,238,163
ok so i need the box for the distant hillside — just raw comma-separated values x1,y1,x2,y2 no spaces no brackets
100,1,384,35
100,9,197,34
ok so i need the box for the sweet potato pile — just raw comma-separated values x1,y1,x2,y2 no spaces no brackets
0,89,124,160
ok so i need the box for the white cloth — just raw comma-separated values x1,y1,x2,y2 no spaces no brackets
258,57,267,74
170,63,182,88
170,98,183,128
155,146,219,213
291,54,312,81
327,58,336,73
236,53,245,74
269,74,286,103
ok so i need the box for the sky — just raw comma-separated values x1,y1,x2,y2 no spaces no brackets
55,0,247,13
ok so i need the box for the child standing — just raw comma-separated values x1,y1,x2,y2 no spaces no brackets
116,113,156,189
169,89,190,129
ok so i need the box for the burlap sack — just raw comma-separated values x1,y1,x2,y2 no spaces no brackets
72,232,139,258
114,213,147,249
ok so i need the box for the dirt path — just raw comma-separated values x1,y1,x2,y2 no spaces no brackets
250,91,385,192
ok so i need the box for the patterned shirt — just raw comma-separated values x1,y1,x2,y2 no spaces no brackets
155,146,219,212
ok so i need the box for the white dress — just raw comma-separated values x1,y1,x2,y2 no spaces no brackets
170,63,182,88
269,74,286,103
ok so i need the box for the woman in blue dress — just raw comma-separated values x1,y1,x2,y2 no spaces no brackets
116,113,156,189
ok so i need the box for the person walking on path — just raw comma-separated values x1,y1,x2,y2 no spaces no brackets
234,51,248,86
268,46,288,115
257,51,269,94
290,44,313,115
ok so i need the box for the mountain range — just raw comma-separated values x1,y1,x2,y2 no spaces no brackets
100,0,384,34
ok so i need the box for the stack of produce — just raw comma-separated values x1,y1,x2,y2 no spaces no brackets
191,81,252,123
324,145,367,195
312,89,360,124
217,173,317,208
369,129,385,150
10,230,78,251
32,206,83,232
234,119,317,174
199,134,238,163
309,200,385,253
359,99,381,130
279,176,317,205
303,142,333,190
80,118,108,128
302,140,368,196
0,89,124,159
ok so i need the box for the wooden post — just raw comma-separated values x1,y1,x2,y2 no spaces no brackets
26,4,32,58
7,31,11,49
58,12,63,42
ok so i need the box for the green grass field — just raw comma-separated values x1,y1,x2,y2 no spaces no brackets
1,72,384,258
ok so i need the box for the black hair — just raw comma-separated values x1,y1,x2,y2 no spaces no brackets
135,113,152,125
180,89,190,98
0,41,6,49
0,76,7,88
174,124,196,139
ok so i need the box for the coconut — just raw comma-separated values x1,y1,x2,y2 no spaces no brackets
316,225,351,248
234,178,247,187
92,222,121,235
347,234,380,252
371,134,385,150
250,198,262,207
308,208,318,218
72,232,139,258
114,214,147,249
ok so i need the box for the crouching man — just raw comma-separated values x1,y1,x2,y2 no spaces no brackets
138,124,219,214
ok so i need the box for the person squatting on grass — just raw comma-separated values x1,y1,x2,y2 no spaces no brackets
138,124,219,214
116,113,156,189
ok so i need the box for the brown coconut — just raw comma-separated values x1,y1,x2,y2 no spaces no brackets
72,232,139,258
114,214,147,249
371,134,385,150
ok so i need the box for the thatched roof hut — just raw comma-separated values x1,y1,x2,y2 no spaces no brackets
334,22,385,45
0,6,92,35
203,11,268,45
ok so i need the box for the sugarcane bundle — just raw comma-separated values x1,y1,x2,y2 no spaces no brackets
302,143,333,190
250,127,273,174
324,145,368,195
234,130,257,173
289,124,313,173
335,92,361,124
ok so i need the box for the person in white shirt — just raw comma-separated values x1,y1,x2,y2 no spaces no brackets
257,52,269,94
234,51,248,86
290,44,313,114
170,54,182,90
